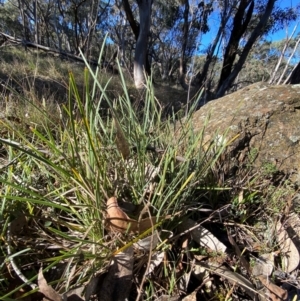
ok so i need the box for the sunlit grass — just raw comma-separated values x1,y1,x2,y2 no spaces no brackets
0,41,292,300
0,39,230,297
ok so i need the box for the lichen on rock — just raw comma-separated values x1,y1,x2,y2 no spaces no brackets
189,82,300,184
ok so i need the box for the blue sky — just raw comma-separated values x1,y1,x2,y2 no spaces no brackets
269,0,300,41
199,0,300,55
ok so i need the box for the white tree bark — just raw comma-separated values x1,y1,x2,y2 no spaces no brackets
134,0,153,89
268,23,298,84
279,24,300,84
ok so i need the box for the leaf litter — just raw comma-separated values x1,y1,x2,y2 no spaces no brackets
2,91,300,301
5,190,300,301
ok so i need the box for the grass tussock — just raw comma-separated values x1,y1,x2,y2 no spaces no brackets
0,43,299,301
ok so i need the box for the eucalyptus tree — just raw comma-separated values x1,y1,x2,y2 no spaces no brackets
121,0,153,88
0,0,110,55
120,0,213,88
269,26,300,85
237,36,300,86
152,0,213,89
193,0,238,89
216,0,255,94
47,0,110,55
215,0,299,98
178,0,213,89
2,0,300,96
0,0,24,37
231,40,280,87
106,0,134,69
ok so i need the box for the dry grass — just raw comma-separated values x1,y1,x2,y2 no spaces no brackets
0,45,299,301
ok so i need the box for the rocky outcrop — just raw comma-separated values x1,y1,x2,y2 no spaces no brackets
190,82,300,183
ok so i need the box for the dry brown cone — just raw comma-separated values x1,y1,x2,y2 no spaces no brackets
105,197,171,234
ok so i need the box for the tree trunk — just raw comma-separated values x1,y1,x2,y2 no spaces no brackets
268,22,298,84
194,0,234,87
216,0,276,98
217,0,254,92
179,0,189,90
278,27,300,84
286,61,300,84
122,0,139,40
33,0,38,44
133,0,153,89
122,0,151,77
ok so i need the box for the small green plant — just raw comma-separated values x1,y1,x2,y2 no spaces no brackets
248,147,258,164
1,44,295,299
261,161,277,176
0,39,230,299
